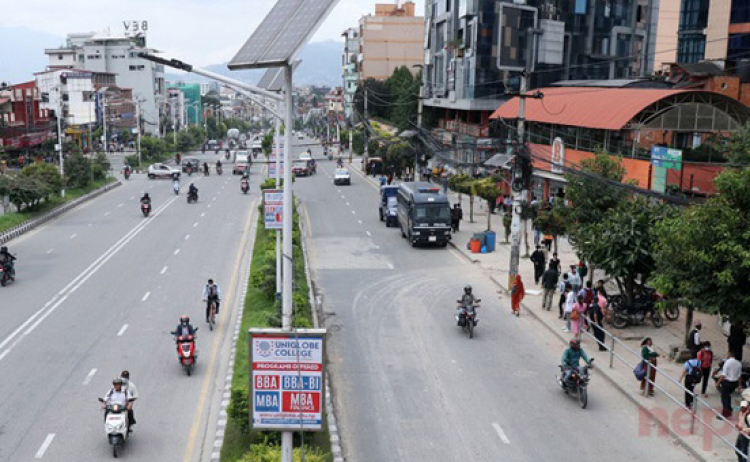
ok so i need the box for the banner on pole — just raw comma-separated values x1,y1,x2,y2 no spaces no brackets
249,329,326,431
263,190,283,229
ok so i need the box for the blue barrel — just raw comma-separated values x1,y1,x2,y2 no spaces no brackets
484,231,496,253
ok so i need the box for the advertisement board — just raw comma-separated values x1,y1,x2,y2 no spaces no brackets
551,137,565,174
263,190,283,230
268,163,284,177
650,146,682,170
249,329,326,431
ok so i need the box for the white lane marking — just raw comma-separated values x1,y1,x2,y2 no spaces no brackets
208,204,212,208
104,211,110,217
118,203,124,208
374,245,380,249
141,292,150,302
337,189,341,193
160,266,168,275
352,210,356,215
70,234,77,239
201,213,205,217
366,231,372,236
35,434,55,458
346,202,350,206
193,222,199,228
358,220,362,224
174,249,180,255
82,368,97,385
117,324,129,336
492,423,510,444
212,197,217,201
387,263,394,270
46,249,53,255
185,234,190,240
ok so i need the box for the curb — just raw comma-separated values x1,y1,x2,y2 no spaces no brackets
459,247,707,462
299,202,345,462
0,180,121,246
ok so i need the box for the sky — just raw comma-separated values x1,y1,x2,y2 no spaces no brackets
0,0,425,66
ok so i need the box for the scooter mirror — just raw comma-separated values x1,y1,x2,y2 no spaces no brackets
98,397,105,402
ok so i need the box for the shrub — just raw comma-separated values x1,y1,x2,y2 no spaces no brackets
239,443,327,462
64,152,92,189
21,163,62,199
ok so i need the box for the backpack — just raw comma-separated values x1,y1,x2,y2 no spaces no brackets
687,359,703,382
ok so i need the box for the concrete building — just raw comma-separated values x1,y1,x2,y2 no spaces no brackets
35,68,117,127
654,0,681,72
325,87,344,114
168,83,202,126
0,81,54,151
677,0,750,67
421,0,659,170
357,1,424,81
44,31,166,135
341,27,360,120
166,88,186,132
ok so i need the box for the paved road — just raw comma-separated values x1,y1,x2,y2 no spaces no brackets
296,148,695,462
0,153,259,461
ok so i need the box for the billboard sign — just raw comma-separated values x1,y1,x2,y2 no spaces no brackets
650,146,682,170
263,190,283,230
249,329,326,431
268,163,284,177
551,137,565,174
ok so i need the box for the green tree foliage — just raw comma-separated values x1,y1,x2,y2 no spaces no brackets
92,152,110,181
262,132,274,154
352,129,365,155
385,141,414,177
355,78,390,119
0,173,47,210
176,131,195,152
64,152,93,189
653,168,750,323
385,66,419,132
577,197,675,305
120,129,132,144
21,163,62,199
472,177,502,231
534,206,567,252
727,123,750,164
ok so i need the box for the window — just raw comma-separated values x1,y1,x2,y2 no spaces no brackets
129,65,145,71
58,55,63,60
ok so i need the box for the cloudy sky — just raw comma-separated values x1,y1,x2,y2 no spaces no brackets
1,0,425,66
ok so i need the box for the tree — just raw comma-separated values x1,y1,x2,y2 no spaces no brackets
64,152,93,189
176,131,195,152
120,129,132,145
92,152,110,181
577,197,675,305
385,66,418,132
727,123,750,164
21,163,62,199
450,174,476,223
653,168,750,341
534,206,567,253
473,177,501,231
0,173,47,210
355,78,390,119
384,141,413,177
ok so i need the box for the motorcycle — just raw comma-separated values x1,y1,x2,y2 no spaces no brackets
187,166,193,176
123,169,131,180
611,303,663,328
216,166,223,175
0,262,16,287
225,151,230,161
203,168,210,177
173,330,198,375
97,399,131,458
241,179,249,194
140,202,151,217
214,148,220,155
455,299,480,339
610,287,678,324
173,182,180,195
187,190,198,204
557,359,594,409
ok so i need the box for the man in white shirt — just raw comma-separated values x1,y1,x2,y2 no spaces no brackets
717,350,743,419
567,265,581,293
121,371,138,430
102,378,133,423
561,284,575,333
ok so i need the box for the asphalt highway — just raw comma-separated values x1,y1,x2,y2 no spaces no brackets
296,148,696,462
0,152,259,461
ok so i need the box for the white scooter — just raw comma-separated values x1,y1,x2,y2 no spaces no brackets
173,180,180,195
97,398,131,458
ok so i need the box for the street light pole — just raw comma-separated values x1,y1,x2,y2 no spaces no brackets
274,114,282,299
135,99,142,166
102,94,108,156
56,89,65,198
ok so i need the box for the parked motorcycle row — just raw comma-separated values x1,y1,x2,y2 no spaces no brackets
609,286,680,329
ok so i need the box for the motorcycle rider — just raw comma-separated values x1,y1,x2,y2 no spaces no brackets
172,174,180,192
140,192,151,206
188,183,198,200
172,315,198,338
0,246,16,275
561,339,592,389
203,162,209,175
216,159,223,173
202,279,222,323
101,378,133,426
336,157,344,168
120,371,138,430
457,285,480,321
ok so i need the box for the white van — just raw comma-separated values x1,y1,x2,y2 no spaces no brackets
234,151,250,175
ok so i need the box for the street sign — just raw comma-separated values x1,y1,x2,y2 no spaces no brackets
268,163,285,177
551,137,565,174
249,329,326,431
650,146,682,170
264,189,284,229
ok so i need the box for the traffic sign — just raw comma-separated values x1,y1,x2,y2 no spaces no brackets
264,190,283,229
249,329,326,431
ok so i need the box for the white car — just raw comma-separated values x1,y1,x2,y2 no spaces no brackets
299,152,312,162
148,163,181,179
333,168,351,185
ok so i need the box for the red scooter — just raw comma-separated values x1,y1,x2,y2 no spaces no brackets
140,202,151,217
173,331,198,376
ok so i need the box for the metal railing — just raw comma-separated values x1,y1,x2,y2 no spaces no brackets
577,312,745,459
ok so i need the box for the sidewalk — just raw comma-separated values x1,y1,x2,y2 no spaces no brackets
348,156,742,461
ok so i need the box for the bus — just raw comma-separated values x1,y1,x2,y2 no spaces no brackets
396,182,451,247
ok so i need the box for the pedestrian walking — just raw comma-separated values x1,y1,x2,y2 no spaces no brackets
687,322,702,356
729,322,747,363
591,294,607,351
567,265,581,293
735,401,750,462
571,295,587,340
562,284,575,333
698,342,714,398
549,253,561,272
640,338,658,397
541,263,559,311
717,350,743,419
594,279,610,323
577,261,588,282
530,245,546,285
679,352,703,409
543,233,553,251
510,274,525,317
558,275,569,319
451,203,463,233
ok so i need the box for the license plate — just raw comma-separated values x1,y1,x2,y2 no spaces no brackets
428,236,437,242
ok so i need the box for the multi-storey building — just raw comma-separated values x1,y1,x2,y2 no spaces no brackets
357,1,424,81
165,88,186,132
0,81,53,151
341,27,360,120
677,0,750,67
421,0,658,169
35,68,117,127
168,83,202,126
44,31,166,135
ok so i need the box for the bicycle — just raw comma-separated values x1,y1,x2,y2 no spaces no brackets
206,299,218,331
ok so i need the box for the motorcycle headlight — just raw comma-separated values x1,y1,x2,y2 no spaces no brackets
413,231,421,236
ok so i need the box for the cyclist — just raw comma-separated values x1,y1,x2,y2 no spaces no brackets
202,279,222,323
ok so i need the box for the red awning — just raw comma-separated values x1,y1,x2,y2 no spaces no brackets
490,87,687,131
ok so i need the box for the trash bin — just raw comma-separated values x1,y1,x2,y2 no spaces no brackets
484,231,496,253
472,233,486,247
469,238,481,254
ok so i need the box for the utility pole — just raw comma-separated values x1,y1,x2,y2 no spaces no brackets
416,84,424,180
56,88,65,198
363,88,369,164
348,128,353,164
336,122,341,162
274,115,282,299
281,64,294,462
509,70,541,289
102,94,108,156
172,99,177,145
135,99,142,166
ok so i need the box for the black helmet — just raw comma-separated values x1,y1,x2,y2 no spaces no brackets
0,246,7,253
464,285,472,295
180,315,190,324
569,339,580,350
120,370,130,379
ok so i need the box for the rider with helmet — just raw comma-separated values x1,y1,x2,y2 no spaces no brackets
140,192,151,205
172,315,197,338
561,339,592,387
458,285,479,309
102,377,134,427
0,246,16,269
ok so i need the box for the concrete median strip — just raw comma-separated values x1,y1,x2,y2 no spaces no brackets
0,181,121,246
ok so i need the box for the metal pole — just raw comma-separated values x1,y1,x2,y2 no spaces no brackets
609,336,615,368
102,94,108,157
56,91,65,198
136,99,142,167
416,85,424,179
363,89,369,166
509,71,528,289
281,64,294,462
337,122,341,162
172,100,177,145
348,129,353,164
275,116,282,299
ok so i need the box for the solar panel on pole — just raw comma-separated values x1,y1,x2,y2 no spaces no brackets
258,61,300,91
228,0,338,69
